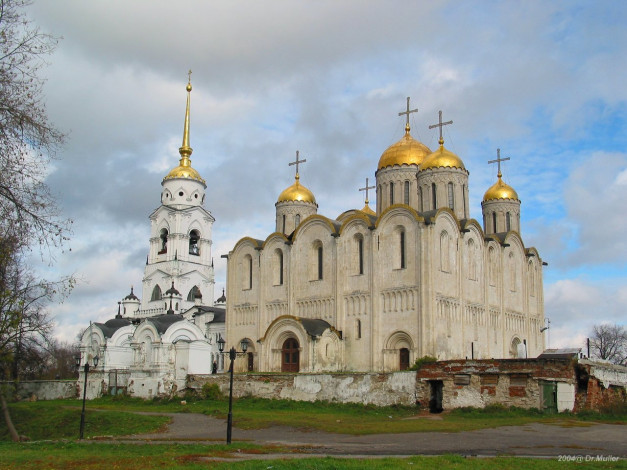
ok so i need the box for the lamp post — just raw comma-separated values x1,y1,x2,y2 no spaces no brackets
75,355,99,440
217,337,249,445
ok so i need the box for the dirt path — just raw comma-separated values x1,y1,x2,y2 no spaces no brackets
111,412,626,458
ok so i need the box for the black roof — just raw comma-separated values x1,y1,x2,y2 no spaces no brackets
300,318,332,337
94,316,132,339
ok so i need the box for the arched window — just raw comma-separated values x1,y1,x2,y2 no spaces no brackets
274,249,284,286
448,182,454,209
355,234,364,275
529,261,535,297
187,285,201,301
492,212,497,233
356,319,362,339
506,212,511,232
488,246,496,286
440,231,450,272
404,181,410,205
467,239,477,280
295,214,300,227
243,254,253,290
510,337,521,358
400,229,406,269
282,214,286,233
510,253,517,292
159,229,168,254
389,182,394,205
432,183,437,210
419,186,424,212
189,229,200,255
317,244,323,280
462,185,467,218
151,285,162,301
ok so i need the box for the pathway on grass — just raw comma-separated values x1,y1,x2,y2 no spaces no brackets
113,412,626,459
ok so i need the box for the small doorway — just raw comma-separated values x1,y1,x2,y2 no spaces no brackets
429,380,443,413
281,338,300,372
399,348,410,370
541,381,557,413
247,352,254,372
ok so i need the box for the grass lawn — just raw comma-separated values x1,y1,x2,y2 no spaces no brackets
0,443,625,470
2,396,624,440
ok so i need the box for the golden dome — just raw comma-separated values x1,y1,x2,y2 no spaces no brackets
164,162,206,183
377,124,432,171
360,202,375,216
420,143,466,172
277,174,316,204
483,175,519,202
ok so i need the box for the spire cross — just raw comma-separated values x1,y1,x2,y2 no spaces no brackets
429,110,453,145
488,148,510,177
187,69,192,84
398,97,418,129
288,150,307,177
359,177,375,203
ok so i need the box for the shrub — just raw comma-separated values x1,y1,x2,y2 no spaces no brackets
408,355,437,371
201,383,223,400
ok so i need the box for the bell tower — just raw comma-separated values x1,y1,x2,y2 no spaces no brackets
136,73,216,316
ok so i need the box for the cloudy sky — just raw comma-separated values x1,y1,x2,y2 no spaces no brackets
25,1,626,350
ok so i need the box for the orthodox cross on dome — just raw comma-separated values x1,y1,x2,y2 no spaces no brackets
398,96,418,131
429,110,453,146
488,148,510,178
187,69,192,84
359,177,375,204
288,150,307,178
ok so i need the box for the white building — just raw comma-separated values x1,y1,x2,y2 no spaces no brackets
226,102,545,373
78,79,225,398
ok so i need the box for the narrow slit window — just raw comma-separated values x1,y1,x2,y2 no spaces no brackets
317,245,323,280
404,181,410,205
492,212,497,233
390,182,394,205
448,182,454,209
358,237,364,275
400,230,406,269
432,183,437,210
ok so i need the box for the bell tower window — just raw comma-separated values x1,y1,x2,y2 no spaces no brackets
159,229,168,254
151,285,163,301
189,230,200,255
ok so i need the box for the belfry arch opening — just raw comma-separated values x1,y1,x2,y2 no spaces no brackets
189,229,200,255
159,229,168,254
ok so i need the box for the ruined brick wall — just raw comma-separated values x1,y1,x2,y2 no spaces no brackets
575,360,627,412
415,358,575,411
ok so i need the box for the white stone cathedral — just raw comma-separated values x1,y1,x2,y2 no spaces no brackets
226,101,545,373
78,79,226,398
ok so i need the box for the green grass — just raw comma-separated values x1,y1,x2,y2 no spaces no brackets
0,443,624,470
1,396,625,442
0,400,170,440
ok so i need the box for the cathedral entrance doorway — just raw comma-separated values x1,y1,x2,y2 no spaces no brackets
399,348,410,370
281,337,300,372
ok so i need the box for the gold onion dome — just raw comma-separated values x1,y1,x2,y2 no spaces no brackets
483,175,519,202
277,174,316,204
163,76,206,185
360,203,376,216
420,139,466,172
377,124,432,171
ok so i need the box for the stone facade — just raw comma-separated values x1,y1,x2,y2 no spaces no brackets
226,109,545,373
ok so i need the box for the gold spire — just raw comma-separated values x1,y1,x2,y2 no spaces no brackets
179,70,193,163
163,71,205,184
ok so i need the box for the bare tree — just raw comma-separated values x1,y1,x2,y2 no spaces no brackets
0,0,73,441
0,0,70,254
589,324,627,366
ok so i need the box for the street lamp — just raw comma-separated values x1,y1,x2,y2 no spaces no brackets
75,355,99,440
217,337,249,445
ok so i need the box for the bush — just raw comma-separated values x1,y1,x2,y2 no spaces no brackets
201,383,223,400
408,355,437,371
